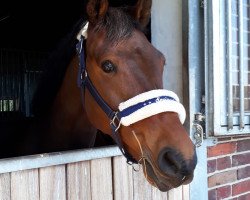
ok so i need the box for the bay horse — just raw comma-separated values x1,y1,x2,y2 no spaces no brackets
29,0,197,191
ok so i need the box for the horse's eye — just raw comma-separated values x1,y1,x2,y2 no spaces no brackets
101,60,116,73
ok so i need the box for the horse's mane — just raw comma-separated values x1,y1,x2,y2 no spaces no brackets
32,6,146,117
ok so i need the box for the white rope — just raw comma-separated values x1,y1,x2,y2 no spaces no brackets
132,130,157,187
132,130,148,179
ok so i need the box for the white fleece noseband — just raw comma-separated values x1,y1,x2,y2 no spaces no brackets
118,89,186,126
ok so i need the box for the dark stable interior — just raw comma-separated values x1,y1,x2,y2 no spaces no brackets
0,0,150,158
0,0,137,51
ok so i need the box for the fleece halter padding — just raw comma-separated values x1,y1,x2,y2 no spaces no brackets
118,89,186,126
77,22,89,41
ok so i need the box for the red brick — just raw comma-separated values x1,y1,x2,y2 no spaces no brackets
208,189,216,200
217,156,231,170
208,170,237,188
207,142,237,157
232,180,250,196
232,152,250,167
208,159,217,174
238,166,250,180
237,193,250,200
217,185,232,199
237,139,250,152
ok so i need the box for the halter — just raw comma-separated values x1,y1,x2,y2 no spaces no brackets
76,22,186,165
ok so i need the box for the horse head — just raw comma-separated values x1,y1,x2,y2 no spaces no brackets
78,0,197,191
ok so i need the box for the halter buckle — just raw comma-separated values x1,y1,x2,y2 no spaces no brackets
80,70,88,81
110,112,121,132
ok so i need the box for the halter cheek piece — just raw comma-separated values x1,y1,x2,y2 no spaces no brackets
76,22,186,165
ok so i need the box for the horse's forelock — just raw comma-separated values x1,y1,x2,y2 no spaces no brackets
93,7,142,42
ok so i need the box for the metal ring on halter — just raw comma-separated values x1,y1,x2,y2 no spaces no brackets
110,112,121,132
132,163,141,172
131,157,146,172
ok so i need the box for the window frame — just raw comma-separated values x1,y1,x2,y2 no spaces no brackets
205,0,250,136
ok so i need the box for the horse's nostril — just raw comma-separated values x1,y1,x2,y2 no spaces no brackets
158,148,182,176
164,153,180,173
158,148,196,178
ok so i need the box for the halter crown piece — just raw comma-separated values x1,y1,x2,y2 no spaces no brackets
76,21,186,164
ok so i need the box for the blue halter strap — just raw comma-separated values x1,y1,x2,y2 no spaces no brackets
76,36,138,165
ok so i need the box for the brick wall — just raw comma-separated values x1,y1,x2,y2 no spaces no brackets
207,137,250,200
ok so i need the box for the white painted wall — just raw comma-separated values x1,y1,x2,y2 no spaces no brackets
151,0,183,101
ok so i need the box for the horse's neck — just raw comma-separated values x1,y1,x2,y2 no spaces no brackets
44,56,97,150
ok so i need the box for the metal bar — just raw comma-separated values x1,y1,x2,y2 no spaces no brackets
16,51,21,112
204,0,211,134
14,51,19,112
0,146,122,174
0,49,2,113
238,0,245,130
11,51,15,112
6,51,9,113
226,0,233,130
23,52,27,112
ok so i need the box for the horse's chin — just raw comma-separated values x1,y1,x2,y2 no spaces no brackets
141,158,194,192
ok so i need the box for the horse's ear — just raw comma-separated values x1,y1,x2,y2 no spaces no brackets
132,0,152,28
86,0,109,25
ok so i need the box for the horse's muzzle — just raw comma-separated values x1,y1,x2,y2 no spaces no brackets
158,148,197,178
158,147,197,180
142,147,197,192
